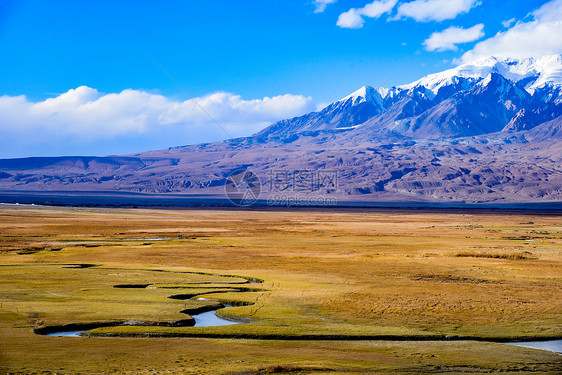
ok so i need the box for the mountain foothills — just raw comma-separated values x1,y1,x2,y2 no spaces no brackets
1,55,562,204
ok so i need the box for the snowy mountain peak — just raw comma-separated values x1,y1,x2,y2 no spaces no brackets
339,86,386,105
340,86,369,103
402,54,562,94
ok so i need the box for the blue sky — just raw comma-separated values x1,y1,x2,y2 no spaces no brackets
0,0,558,157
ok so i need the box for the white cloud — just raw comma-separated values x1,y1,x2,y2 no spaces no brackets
423,24,484,51
502,18,516,28
313,0,337,13
337,9,364,28
337,0,397,29
0,87,315,156
460,0,562,62
395,0,480,22
534,0,562,22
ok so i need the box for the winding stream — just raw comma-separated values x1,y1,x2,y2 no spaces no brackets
192,305,240,328
46,304,240,337
37,267,562,353
40,276,256,337
47,330,85,337
506,339,562,354
42,316,562,355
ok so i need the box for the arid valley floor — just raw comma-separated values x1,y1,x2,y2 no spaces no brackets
0,205,560,374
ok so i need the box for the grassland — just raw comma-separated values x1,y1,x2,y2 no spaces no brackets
0,205,560,374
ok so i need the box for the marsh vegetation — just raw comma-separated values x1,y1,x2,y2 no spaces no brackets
0,205,560,374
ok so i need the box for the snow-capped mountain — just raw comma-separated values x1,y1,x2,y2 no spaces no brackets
1,55,562,204
402,55,562,93
259,55,562,139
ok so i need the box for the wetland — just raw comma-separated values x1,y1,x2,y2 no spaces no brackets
0,205,560,374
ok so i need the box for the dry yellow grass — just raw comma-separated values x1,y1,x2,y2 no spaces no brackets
0,205,561,374
455,251,530,259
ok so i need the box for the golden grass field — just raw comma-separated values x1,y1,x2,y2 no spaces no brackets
0,204,560,374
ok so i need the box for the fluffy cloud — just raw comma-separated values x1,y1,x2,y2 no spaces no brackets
337,9,364,29
313,0,337,13
460,0,562,62
337,0,397,28
423,24,484,51
395,0,480,22
0,87,315,157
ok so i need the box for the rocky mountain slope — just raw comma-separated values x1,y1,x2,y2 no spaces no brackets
1,55,561,204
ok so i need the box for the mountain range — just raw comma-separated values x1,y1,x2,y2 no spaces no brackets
1,55,561,205
260,55,562,139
